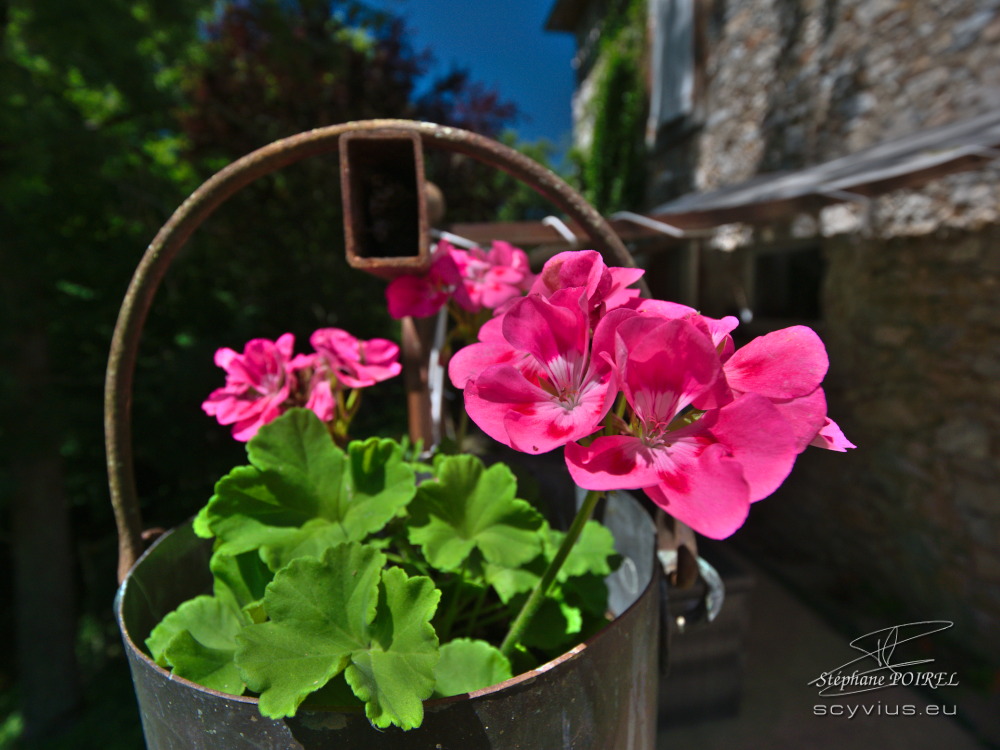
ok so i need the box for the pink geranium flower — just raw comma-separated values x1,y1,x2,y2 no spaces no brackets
528,250,644,322
385,241,472,319
287,353,335,423
565,317,800,539
635,302,853,453
456,289,624,454
310,328,402,389
454,241,534,312
202,333,298,442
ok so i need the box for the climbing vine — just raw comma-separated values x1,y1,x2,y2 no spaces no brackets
578,0,648,215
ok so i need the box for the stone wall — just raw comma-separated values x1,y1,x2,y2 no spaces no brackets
649,0,1000,202
561,0,1000,664
639,0,1000,662
742,224,1000,665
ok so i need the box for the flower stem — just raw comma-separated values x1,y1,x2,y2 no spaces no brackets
499,488,604,657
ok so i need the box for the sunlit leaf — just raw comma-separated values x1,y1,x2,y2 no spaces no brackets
145,594,249,695
433,638,511,697
201,411,416,566
408,455,543,572
235,542,439,729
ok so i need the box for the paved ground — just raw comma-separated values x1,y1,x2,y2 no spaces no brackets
655,547,994,750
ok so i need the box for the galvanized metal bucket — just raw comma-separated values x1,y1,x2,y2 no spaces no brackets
105,120,660,749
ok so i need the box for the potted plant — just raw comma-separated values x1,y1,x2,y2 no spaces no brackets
107,121,852,749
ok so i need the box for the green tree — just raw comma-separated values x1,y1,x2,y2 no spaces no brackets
2,0,532,743
1,0,206,740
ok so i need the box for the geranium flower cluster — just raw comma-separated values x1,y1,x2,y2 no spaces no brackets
448,250,854,539
202,328,401,442
385,239,534,319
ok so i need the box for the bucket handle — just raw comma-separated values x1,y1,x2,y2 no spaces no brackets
105,119,646,582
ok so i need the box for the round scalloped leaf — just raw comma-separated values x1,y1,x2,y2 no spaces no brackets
433,638,512,698
408,455,543,572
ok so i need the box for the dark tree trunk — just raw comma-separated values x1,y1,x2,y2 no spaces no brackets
10,329,81,739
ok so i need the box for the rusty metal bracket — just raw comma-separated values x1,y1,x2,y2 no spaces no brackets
340,128,431,279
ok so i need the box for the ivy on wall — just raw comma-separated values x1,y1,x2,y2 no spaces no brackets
578,0,648,215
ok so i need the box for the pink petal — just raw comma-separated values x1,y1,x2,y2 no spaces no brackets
591,307,637,375
203,335,295,440
214,347,240,371
288,353,318,372
464,364,611,454
642,443,750,539
305,378,335,423
635,299,697,319
274,333,296,360
449,338,519,389
311,328,401,388
770,387,830,453
636,301,738,355
462,365,549,449
478,280,523,310
502,293,587,368
449,316,541,389
502,381,611,454
565,435,675,490
530,250,604,299
810,418,856,452
616,317,730,418
710,393,800,502
229,393,287,442
724,326,829,399
385,274,443,319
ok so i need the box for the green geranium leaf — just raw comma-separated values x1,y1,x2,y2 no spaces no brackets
259,518,354,571
520,595,582,652
408,455,543,572
483,520,617,604
433,638,512,698
483,555,545,604
235,543,440,730
552,521,619,581
193,504,213,538
211,549,273,612
246,408,347,509
164,631,246,695
344,567,440,730
562,572,611,617
146,595,249,694
236,543,384,718
203,465,305,557
261,438,417,569
202,411,416,566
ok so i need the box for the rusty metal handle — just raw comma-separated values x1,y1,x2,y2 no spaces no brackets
105,119,644,582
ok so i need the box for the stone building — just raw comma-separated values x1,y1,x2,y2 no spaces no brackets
547,0,1000,669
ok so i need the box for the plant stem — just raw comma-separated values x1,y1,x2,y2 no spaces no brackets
464,606,516,631
464,584,489,636
394,534,430,576
438,564,468,642
456,408,469,451
499,488,604,657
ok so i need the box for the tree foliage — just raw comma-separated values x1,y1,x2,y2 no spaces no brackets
574,0,648,214
1,0,537,741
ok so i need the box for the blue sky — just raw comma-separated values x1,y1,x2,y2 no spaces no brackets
366,0,577,149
